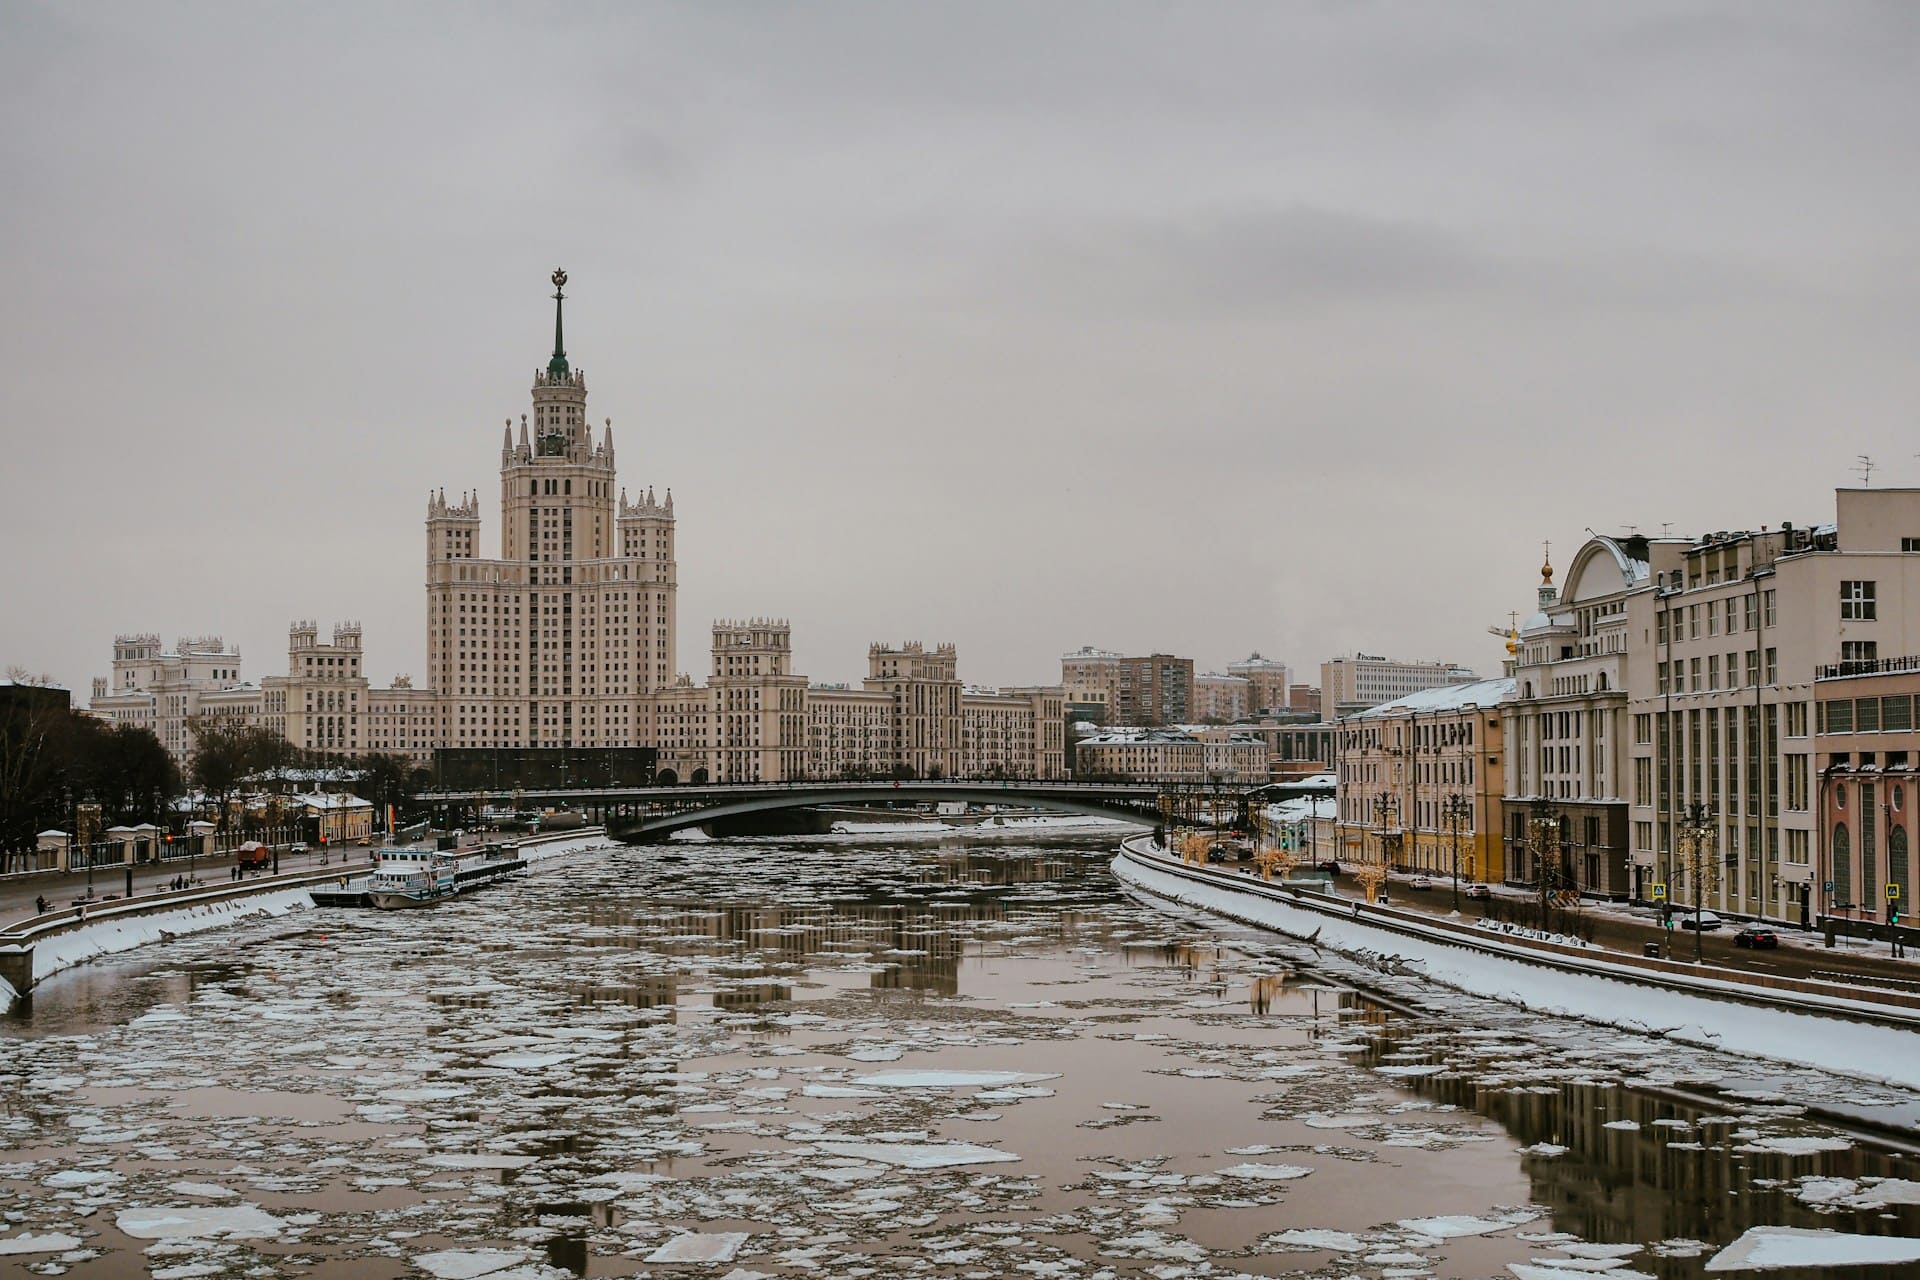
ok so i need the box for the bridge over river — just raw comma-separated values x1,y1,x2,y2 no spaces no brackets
413,779,1258,839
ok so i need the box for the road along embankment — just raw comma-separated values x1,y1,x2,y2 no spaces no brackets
1113,836,1920,1090
0,829,612,1006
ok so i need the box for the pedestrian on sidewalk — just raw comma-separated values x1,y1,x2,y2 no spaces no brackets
35,894,47,915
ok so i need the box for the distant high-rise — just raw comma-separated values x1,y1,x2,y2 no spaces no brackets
425,270,677,751
1320,654,1478,717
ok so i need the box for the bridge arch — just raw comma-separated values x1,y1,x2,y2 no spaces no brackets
611,783,1161,840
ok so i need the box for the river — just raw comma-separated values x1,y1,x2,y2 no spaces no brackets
0,832,1916,1278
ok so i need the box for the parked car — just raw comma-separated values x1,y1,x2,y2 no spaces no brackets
1733,924,1779,949
1464,883,1492,901
1409,875,1434,891
1679,910,1724,931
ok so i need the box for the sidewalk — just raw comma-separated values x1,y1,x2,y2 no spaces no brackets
0,845,380,928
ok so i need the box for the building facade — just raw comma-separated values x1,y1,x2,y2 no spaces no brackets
1624,490,1920,924
1502,540,1663,899
1226,653,1292,716
1190,672,1251,723
1813,658,1920,928
426,268,677,755
1320,654,1479,718
1335,678,1513,884
1074,726,1267,784
1061,648,1195,725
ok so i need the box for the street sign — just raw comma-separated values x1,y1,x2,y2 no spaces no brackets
1823,880,1834,893
1889,883,1902,900
1650,882,1667,900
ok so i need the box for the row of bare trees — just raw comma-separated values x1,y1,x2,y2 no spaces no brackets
2,669,427,861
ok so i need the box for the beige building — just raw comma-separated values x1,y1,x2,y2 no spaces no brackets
1074,726,1266,784
1061,647,1194,724
90,635,248,763
1226,652,1292,716
1321,654,1479,717
1503,539,1680,898
1191,672,1252,723
91,623,437,766
1624,489,1920,922
644,628,1067,783
1336,678,1512,883
426,269,677,754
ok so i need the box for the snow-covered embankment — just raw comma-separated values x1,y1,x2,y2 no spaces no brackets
1113,840,1920,1090
0,889,314,1011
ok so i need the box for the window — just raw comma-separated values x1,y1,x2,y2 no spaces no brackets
1708,655,1719,690
1841,580,1877,620
1885,696,1913,733
1764,590,1777,627
1765,648,1778,684
1858,697,1882,733
1787,701,1808,737
1744,595,1759,631
1903,537,1920,553
1657,613,1669,645
1825,699,1853,733
1725,599,1739,633
1842,640,1878,664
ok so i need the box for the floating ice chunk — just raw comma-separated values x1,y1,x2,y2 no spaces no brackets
1602,1120,1641,1131
43,1170,120,1189
1398,1210,1539,1239
1269,1228,1365,1251
813,1140,1018,1168
379,1085,473,1102
1375,1065,1446,1077
850,1070,1059,1089
1509,1266,1654,1280
846,1046,903,1062
1522,1143,1570,1157
0,1232,84,1255
1216,1163,1313,1181
1705,1226,1920,1272
797,1084,879,1101
166,1181,237,1198
116,1204,284,1240
412,1248,532,1278
422,1153,538,1170
1738,1135,1852,1157
482,1052,580,1070
645,1232,750,1263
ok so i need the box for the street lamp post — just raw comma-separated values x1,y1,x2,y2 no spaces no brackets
1527,799,1563,932
1677,801,1717,963
1442,793,1471,913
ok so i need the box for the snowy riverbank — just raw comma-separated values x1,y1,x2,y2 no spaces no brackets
1114,840,1920,1090
0,889,314,1011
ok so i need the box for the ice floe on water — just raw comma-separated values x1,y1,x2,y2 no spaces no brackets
0,833,1915,1277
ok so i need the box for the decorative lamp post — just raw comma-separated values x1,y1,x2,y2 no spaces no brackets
1527,799,1563,932
1677,801,1718,962
1442,792,1472,912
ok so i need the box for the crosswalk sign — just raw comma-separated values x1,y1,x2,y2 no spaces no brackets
1650,882,1667,900
1889,883,1902,900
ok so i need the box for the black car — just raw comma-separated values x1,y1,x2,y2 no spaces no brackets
1733,924,1779,949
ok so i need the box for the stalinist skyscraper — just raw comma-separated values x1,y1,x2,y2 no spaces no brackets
426,270,677,750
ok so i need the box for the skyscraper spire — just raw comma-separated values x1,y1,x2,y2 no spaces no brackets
547,268,570,379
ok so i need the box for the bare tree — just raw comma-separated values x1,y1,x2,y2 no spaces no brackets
188,718,292,831
0,673,71,869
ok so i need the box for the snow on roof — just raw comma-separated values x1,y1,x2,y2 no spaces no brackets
292,791,372,810
1350,677,1517,719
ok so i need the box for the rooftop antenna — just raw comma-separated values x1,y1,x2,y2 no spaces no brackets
1660,522,1673,537
1856,454,1877,486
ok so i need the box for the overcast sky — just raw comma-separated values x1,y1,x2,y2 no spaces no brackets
6,2,1920,700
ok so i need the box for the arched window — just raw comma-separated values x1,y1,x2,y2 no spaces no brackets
1833,824,1852,907
1891,826,1909,916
